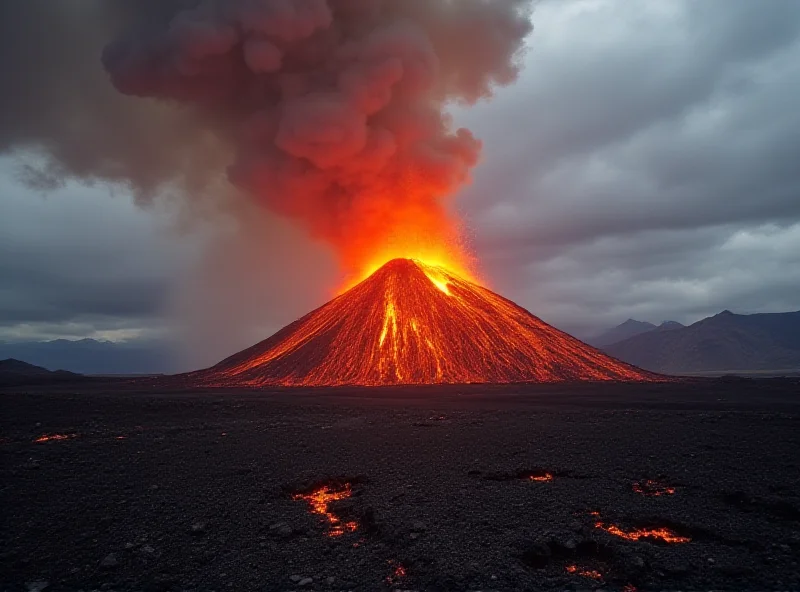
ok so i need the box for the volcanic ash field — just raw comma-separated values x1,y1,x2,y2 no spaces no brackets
2,380,800,591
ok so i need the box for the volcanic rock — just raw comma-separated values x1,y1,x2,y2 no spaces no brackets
192,259,655,386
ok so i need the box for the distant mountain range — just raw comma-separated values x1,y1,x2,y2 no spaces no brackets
602,310,800,375
589,319,684,347
0,358,84,386
3,310,799,378
0,339,174,375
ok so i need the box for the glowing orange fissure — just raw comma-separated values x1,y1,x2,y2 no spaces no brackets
595,521,690,544
34,433,78,443
528,472,554,482
292,484,358,537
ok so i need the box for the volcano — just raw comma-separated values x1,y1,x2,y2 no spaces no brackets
195,259,656,386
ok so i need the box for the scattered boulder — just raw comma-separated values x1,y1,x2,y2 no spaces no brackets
269,521,293,538
100,553,118,569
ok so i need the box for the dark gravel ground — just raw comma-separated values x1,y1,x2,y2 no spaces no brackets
2,379,800,592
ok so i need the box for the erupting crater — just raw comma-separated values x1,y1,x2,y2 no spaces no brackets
194,259,656,387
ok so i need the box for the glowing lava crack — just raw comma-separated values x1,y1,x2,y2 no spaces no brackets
195,259,656,386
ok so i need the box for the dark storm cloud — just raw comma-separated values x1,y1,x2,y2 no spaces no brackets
0,0,229,197
455,0,800,334
0,169,183,340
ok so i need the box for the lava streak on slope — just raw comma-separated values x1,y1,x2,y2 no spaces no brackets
195,258,657,387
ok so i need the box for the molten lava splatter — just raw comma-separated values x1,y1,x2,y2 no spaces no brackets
632,479,676,496
33,433,78,443
197,259,656,386
595,521,690,544
565,565,603,580
292,484,358,537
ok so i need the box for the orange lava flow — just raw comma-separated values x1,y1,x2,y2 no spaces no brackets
33,433,78,443
632,479,676,496
292,485,358,537
529,473,554,482
198,259,657,386
595,521,690,544
565,565,603,580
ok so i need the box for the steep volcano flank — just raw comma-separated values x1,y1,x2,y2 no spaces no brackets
200,259,655,386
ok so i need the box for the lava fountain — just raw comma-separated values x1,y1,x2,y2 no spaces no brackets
191,258,657,386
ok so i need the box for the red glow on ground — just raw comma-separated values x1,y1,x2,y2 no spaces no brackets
528,472,554,482
33,433,78,443
565,565,603,580
386,560,407,586
292,484,358,537
632,479,676,496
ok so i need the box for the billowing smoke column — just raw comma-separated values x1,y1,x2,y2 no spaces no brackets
103,0,533,274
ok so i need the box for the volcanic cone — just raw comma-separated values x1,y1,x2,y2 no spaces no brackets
195,259,656,386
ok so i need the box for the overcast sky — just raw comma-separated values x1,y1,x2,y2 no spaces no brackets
1,0,799,367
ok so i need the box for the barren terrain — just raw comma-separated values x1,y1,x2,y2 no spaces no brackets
2,380,799,591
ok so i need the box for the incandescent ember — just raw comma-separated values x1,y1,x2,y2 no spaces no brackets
386,560,407,586
632,479,676,496
565,565,604,580
193,259,657,387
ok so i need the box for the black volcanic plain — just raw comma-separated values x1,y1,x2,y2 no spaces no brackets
2,380,799,591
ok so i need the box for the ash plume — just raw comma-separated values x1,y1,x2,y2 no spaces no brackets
101,0,534,270
1,1,532,272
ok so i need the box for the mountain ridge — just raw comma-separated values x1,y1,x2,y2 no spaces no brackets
604,310,800,374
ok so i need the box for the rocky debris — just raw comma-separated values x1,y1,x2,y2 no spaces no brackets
3,381,800,591
26,582,49,592
100,554,118,569
190,521,206,535
269,521,293,538
298,576,313,586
